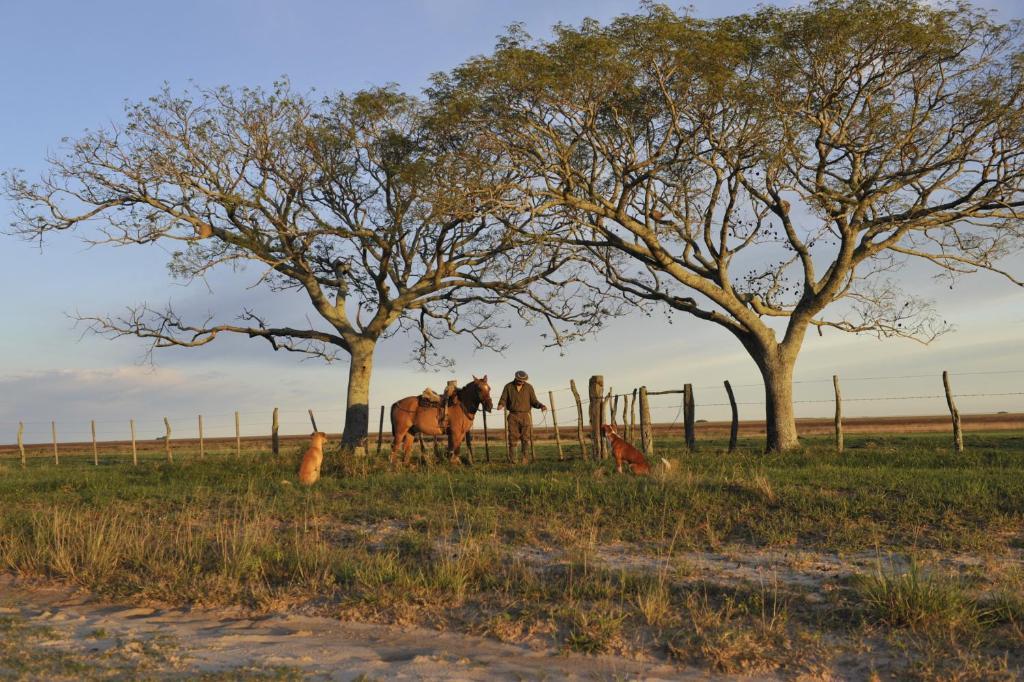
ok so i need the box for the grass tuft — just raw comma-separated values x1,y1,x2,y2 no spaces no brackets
854,559,976,634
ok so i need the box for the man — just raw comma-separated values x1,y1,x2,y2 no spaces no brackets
496,370,547,464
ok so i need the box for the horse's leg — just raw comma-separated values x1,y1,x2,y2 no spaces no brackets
391,402,413,466
390,426,403,465
446,413,462,462
389,419,402,465
464,428,474,466
448,426,461,465
401,432,413,466
418,433,432,467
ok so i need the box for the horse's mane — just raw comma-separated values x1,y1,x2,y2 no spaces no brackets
457,380,479,406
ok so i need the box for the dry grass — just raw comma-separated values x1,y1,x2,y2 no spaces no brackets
1,432,1023,677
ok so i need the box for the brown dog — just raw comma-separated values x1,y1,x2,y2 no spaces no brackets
297,432,327,485
602,424,651,475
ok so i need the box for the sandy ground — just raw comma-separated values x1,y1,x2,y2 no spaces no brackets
4,538,1021,680
0,574,707,681
340,519,1024,593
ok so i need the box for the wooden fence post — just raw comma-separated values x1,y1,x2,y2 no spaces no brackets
549,390,564,461
272,407,280,456
610,393,619,430
588,376,604,460
91,420,98,466
130,419,137,466
833,375,843,454
942,370,964,453
198,415,205,459
639,387,653,457
376,405,385,457
308,409,319,432
621,395,629,439
482,409,491,462
502,410,514,464
570,380,586,460
51,421,58,465
683,383,696,451
235,411,241,456
629,389,637,443
604,388,614,459
724,380,739,453
17,422,26,467
602,388,613,460
164,417,173,463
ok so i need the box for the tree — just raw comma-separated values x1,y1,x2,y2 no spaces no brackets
4,83,601,451
430,0,1024,451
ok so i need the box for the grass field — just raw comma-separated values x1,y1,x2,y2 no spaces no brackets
2,432,1023,678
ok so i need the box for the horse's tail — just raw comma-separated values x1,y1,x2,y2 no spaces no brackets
389,401,398,439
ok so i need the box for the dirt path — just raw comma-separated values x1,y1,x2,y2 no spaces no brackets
0,575,712,681
4,542,1019,679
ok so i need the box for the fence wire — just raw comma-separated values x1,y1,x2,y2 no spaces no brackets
4,368,1022,445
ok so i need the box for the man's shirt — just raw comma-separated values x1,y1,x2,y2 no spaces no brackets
497,382,543,413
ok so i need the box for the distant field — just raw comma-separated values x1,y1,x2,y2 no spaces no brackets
1,431,1023,677
3,412,1021,460
535,411,1024,440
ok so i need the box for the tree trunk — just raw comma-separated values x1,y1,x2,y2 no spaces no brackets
341,338,375,454
756,348,799,453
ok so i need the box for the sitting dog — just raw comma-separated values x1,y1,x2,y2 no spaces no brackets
297,432,327,485
602,424,651,475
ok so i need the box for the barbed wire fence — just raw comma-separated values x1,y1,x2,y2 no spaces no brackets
3,368,1022,465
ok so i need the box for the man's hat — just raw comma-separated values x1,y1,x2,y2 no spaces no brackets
514,370,529,381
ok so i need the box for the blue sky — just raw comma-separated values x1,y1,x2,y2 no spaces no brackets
2,0,1022,443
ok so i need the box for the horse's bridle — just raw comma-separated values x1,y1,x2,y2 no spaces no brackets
457,381,491,417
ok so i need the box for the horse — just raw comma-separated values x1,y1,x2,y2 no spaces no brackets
390,376,493,465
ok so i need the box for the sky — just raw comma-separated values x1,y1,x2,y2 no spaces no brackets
2,0,1022,443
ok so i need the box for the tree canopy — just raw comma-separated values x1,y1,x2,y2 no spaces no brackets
428,0,1024,450
4,82,605,449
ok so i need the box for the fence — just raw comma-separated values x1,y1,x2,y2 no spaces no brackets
3,369,1022,467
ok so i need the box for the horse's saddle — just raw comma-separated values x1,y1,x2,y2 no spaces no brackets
418,385,459,429
418,388,442,408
